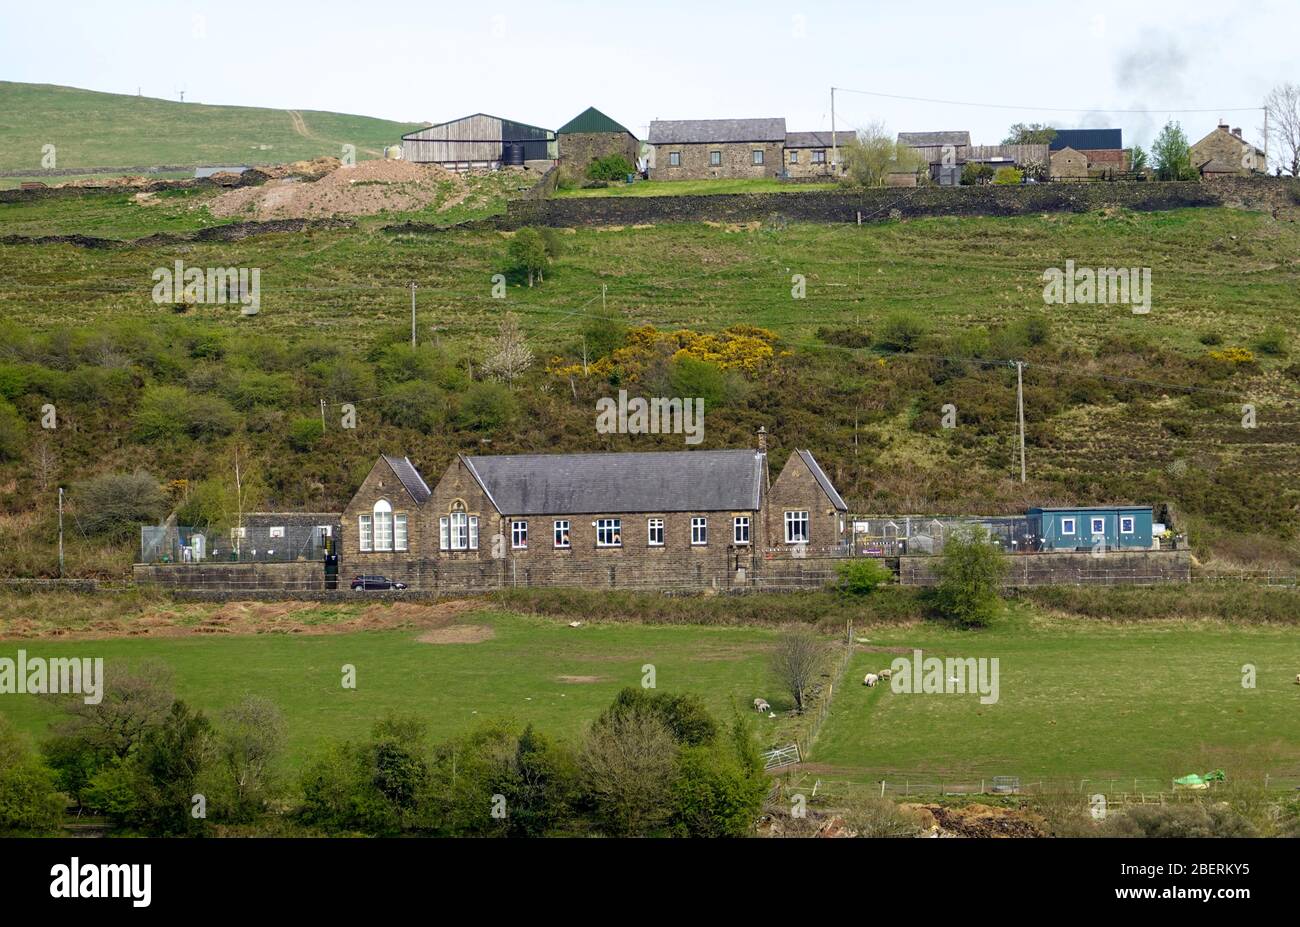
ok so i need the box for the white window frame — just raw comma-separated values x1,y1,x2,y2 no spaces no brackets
359,515,373,552
1120,516,1135,534
784,511,809,544
733,516,750,545
691,517,708,546
373,499,393,552
596,519,622,547
440,510,478,551
512,520,528,549
709,150,721,166
752,149,764,165
394,513,408,552
669,151,681,167
439,516,449,550
1061,517,1076,535
789,150,799,163
647,518,664,547
1090,517,1106,535
554,520,571,548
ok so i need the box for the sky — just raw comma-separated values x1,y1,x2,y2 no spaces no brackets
2,0,1294,152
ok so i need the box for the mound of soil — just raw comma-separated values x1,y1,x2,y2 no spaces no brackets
207,158,512,220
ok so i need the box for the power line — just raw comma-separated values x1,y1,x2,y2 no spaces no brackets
831,85,1265,115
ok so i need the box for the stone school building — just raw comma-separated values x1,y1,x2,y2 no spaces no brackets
341,440,849,591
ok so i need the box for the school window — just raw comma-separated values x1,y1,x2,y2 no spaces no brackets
394,514,408,552
733,516,750,545
784,511,809,544
752,150,764,165
553,520,571,548
789,150,799,163
372,500,394,551
691,517,708,545
1120,516,1135,534
1091,517,1106,535
669,151,681,166
512,521,528,549
647,518,664,546
1061,517,1076,535
597,519,622,547
440,512,478,551
358,515,373,551
813,150,826,163
710,150,721,166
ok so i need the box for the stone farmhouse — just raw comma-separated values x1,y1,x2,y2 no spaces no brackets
1191,122,1268,177
648,118,788,180
1049,128,1128,176
341,438,849,591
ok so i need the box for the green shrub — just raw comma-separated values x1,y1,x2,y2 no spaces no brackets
585,155,636,182
1105,802,1258,838
668,717,767,837
453,381,517,431
993,167,1023,185
1253,325,1289,357
508,228,550,286
0,400,25,462
932,527,1007,628
287,417,325,451
876,312,928,352
382,380,445,432
835,558,894,595
73,471,166,538
0,718,65,835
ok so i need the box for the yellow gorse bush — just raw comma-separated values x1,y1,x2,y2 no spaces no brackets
550,324,778,379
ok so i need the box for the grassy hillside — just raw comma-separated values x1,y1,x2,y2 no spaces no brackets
1,195,1297,576
0,82,424,170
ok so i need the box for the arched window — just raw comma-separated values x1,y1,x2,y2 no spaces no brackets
373,499,393,551
439,500,478,551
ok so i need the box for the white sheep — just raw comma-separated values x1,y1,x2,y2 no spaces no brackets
753,698,771,712
863,673,879,687
879,669,892,681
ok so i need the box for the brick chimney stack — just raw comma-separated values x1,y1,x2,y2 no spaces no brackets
756,425,768,454
1232,127,1243,138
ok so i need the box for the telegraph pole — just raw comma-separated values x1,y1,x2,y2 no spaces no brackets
1015,361,1027,483
320,398,327,429
57,487,64,577
410,282,418,347
830,86,838,172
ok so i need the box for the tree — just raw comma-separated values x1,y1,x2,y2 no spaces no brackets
0,717,65,834
579,712,677,836
840,122,925,187
1264,83,1300,176
73,471,166,539
481,312,534,385
1152,120,1197,181
961,161,994,185
835,557,893,596
595,688,718,747
508,228,550,286
668,715,767,838
287,417,324,451
1129,145,1149,175
933,526,1007,628
769,627,827,712
1002,123,1057,146
208,696,286,823
453,380,518,431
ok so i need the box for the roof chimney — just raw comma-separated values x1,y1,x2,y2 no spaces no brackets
756,425,768,454
1218,120,1230,130
1232,127,1242,138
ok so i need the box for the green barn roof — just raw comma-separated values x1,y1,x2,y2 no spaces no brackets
557,106,634,137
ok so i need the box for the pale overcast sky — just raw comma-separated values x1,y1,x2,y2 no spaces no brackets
3,0,1293,150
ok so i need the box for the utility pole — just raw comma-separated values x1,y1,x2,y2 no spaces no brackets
601,283,607,313
410,282,418,347
1015,361,1027,483
320,398,327,429
1263,105,1269,169
830,86,838,173
57,487,64,578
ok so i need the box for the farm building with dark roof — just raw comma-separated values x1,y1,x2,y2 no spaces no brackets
557,106,640,180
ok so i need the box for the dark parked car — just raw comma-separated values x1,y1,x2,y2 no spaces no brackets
350,574,408,591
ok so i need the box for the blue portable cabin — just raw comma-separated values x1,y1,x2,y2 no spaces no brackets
1027,505,1154,551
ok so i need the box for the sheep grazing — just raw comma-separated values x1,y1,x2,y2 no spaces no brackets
863,673,879,687
1295,674,1300,685
879,669,892,680
753,698,771,712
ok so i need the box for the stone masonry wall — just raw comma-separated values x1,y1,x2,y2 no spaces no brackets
650,141,784,181
558,132,639,180
898,549,1192,587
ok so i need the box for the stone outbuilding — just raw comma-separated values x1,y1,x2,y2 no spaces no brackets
557,107,640,181
1049,146,1089,181
648,118,786,180
1191,122,1268,176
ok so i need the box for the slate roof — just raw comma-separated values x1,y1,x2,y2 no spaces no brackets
648,118,786,145
1049,128,1122,151
785,130,846,148
462,450,766,515
382,455,432,505
898,131,970,147
557,106,634,137
797,450,848,511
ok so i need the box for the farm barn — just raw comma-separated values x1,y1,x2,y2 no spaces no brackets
557,106,639,181
400,113,555,172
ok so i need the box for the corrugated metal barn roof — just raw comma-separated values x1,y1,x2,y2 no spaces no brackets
1049,128,1122,151
558,106,634,136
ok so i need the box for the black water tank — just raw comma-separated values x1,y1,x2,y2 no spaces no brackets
505,143,525,166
